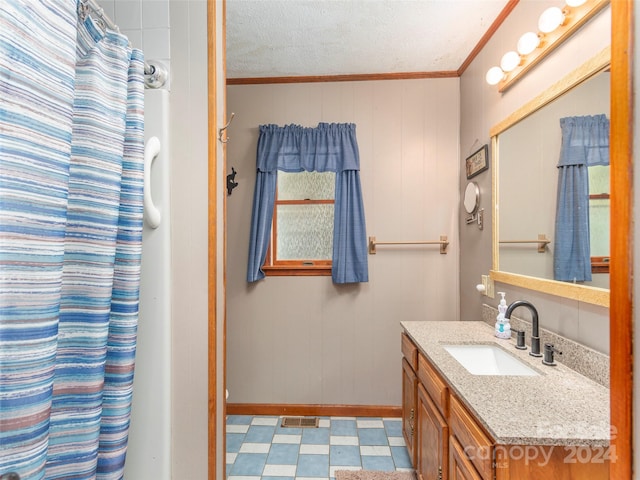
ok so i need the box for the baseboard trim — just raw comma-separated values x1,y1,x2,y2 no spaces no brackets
226,403,402,418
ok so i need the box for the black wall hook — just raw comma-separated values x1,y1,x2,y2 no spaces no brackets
227,167,239,195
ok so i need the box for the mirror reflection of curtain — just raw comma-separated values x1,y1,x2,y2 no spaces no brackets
246,123,368,284
554,114,609,282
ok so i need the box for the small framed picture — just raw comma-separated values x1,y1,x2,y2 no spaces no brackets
465,144,489,179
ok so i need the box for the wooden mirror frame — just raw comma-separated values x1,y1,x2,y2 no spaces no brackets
489,46,611,308
609,2,633,477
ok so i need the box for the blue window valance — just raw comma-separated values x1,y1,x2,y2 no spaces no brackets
247,123,369,284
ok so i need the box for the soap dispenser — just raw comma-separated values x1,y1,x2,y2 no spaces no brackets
495,292,511,339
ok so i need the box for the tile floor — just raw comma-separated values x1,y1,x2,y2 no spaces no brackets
226,415,413,480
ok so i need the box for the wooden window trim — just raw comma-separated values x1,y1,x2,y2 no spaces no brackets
262,264,332,276
588,192,609,274
263,190,334,276
591,256,610,274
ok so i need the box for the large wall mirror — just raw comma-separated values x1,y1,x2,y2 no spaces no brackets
490,47,610,307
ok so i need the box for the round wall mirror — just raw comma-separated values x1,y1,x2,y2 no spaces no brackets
464,182,480,215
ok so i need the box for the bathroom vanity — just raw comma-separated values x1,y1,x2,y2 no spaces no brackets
401,321,610,480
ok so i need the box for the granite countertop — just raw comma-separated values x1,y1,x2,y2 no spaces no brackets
401,321,610,447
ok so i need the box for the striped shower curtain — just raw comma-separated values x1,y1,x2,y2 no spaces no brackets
0,2,144,479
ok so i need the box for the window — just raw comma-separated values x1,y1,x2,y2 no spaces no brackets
588,165,610,274
262,171,335,276
247,122,368,284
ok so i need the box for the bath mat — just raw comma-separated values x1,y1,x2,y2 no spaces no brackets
334,470,416,480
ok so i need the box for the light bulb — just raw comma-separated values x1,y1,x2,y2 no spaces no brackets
538,6,565,33
517,32,541,55
566,0,587,6
500,51,521,72
486,66,505,86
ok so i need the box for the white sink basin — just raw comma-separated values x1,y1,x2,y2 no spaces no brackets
443,344,539,376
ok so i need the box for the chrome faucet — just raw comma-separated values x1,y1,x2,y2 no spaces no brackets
504,300,542,357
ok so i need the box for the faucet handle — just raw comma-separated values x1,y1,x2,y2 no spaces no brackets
542,343,562,366
512,329,527,350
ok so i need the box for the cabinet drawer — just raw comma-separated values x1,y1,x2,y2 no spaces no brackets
418,353,448,417
449,395,493,480
401,333,418,371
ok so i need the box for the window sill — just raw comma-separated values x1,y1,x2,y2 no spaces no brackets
262,265,332,277
591,257,610,274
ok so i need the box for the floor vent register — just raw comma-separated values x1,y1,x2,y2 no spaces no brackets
280,416,319,428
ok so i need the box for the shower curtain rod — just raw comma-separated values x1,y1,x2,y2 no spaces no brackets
80,0,168,89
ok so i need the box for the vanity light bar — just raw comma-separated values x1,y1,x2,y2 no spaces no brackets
487,0,609,93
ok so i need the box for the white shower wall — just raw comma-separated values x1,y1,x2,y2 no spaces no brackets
125,89,172,480
108,2,173,479
112,1,213,478
98,0,171,73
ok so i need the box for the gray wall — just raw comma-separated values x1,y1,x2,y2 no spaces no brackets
226,79,461,405
458,2,611,354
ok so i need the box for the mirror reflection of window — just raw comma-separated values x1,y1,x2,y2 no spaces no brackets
588,165,610,273
496,67,610,290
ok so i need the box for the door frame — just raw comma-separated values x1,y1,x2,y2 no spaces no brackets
207,0,227,479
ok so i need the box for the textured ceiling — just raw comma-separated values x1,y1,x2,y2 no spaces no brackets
226,0,510,79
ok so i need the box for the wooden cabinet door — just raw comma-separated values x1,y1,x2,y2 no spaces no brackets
449,395,493,479
402,358,418,466
449,435,483,480
417,383,448,480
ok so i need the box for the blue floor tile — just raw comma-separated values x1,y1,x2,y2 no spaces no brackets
391,445,413,468
226,433,245,453
297,454,330,477
384,419,403,437
358,428,389,446
275,425,303,435
330,445,361,466
226,415,414,477
229,452,268,476
227,415,253,425
267,443,300,465
244,424,277,443
361,454,396,471
302,427,330,444
330,419,357,436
